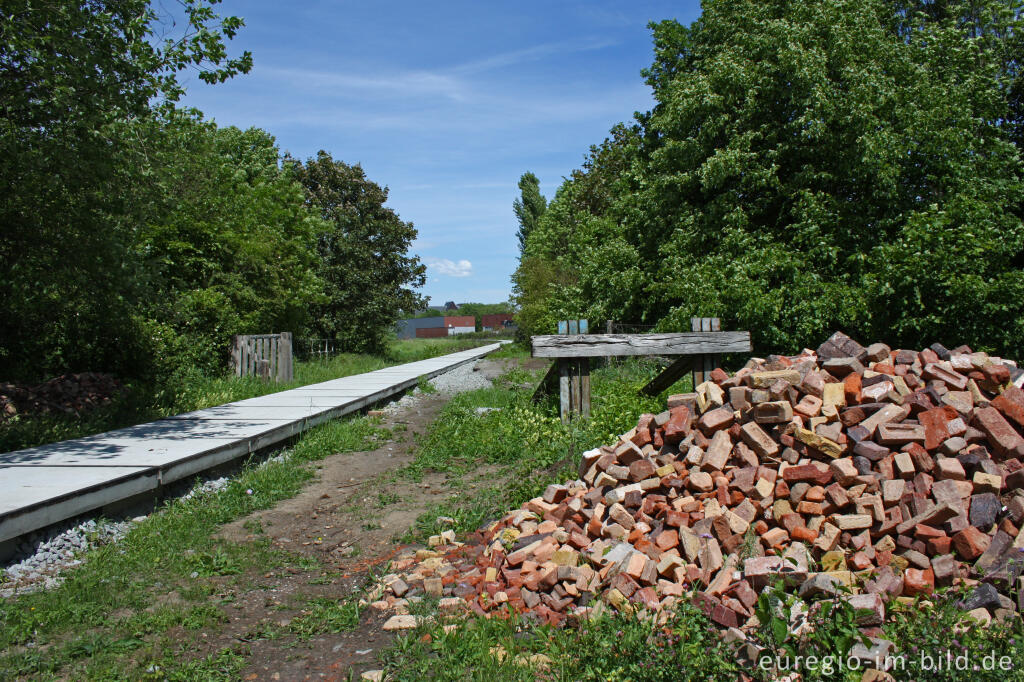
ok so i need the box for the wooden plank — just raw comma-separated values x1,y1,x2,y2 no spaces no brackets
642,356,694,396
532,331,749,358
559,359,571,423
580,359,591,417
279,332,293,382
570,358,580,414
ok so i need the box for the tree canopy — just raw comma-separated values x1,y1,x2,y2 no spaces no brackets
288,152,427,355
513,172,548,254
1,1,427,383
513,0,1024,356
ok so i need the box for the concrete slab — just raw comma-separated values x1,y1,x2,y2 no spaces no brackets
0,341,507,543
0,465,159,541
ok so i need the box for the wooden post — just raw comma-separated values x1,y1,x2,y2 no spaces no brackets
230,335,242,377
277,332,293,382
559,359,571,423
691,317,721,389
556,320,592,423
579,358,591,417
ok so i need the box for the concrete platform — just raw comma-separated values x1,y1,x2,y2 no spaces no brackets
0,342,507,543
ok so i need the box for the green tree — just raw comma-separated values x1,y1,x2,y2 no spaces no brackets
0,0,252,380
130,114,324,376
515,0,1024,356
289,151,427,354
513,172,548,254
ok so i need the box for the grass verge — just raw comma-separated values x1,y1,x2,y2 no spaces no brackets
0,414,386,680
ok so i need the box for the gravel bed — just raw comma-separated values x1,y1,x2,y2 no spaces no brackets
1,517,138,597
1,361,493,597
380,360,493,415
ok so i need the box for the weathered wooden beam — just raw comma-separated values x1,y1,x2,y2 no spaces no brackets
641,356,693,396
531,332,750,358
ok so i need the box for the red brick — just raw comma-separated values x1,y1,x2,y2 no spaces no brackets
992,386,1024,430
952,526,991,560
844,373,862,404
629,459,657,482
655,529,680,551
663,406,692,444
782,464,833,486
710,368,730,383
699,406,735,435
791,525,818,543
631,414,655,448
903,568,934,597
919,408,951,451
982,363,1010,385
972,407,1024,458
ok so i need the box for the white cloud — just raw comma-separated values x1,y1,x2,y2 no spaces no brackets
427,258,473,277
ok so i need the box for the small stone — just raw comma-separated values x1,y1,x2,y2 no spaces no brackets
969,493,1001,529
959,583,1002,612
382,615,419,631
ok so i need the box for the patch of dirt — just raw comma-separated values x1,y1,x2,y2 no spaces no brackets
177,357,525,681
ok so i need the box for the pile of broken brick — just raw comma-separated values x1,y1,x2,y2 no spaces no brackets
371,332,1024,666
0,372,124,423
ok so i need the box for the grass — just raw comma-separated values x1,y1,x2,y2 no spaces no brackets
377,601,739,681
0,336,495,453
0,414,386,680
398,356,687,542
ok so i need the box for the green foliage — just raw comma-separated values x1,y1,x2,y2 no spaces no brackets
882,588,1024,681
513,0,1024,356
753,578,871,681
287,597,362,639
513,171,547,254
289,151,427,355
132,114,325,377
0,0,252,381
378,605,738,681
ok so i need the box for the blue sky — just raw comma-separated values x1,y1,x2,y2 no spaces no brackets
177,1,703,306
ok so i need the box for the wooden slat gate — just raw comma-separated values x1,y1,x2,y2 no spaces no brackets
230,332,293,382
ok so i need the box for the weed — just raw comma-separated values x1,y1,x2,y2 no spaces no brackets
186,547,242,577
417,375,437,394
378,491,401,506
288,597,362,639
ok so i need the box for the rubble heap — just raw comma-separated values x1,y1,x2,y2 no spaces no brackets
0,372,125,423
375,333,1024,641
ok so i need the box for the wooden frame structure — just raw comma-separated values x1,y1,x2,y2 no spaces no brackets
230,332,293,382
532,319,750,422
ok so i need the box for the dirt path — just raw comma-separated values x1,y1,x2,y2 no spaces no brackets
181,357,533,681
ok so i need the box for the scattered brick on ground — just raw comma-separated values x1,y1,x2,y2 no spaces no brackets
369,332,1024,664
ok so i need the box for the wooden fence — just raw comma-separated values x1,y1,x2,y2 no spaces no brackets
230,332,293,382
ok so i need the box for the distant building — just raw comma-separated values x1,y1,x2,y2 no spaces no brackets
396,315,476,339
481,313,514,331
444,315,475,336
444,301,459,311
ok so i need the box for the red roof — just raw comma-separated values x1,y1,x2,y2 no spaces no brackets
444,315,475,327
